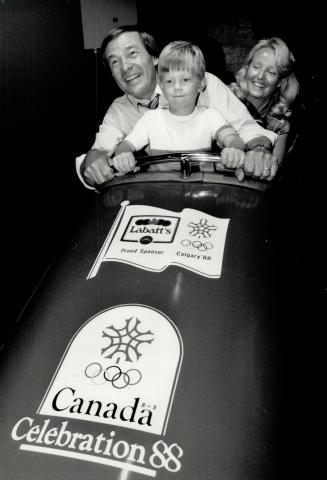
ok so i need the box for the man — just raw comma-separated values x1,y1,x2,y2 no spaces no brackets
77,26,278,189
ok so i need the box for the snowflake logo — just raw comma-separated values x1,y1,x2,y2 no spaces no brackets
101,317,154,363
187,218,217,239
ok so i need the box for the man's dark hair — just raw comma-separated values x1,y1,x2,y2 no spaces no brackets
100,25,159,65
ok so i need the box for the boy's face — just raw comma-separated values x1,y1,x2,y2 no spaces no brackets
159,69,203,115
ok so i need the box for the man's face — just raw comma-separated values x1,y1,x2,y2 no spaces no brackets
105,32,158,100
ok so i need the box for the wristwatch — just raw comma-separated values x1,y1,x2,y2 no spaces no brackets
246,136,272,153
250,145,271,152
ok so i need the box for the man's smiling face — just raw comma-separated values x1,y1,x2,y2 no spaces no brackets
105,31,158,100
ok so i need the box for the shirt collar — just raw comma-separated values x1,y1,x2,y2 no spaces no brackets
126,84,167,109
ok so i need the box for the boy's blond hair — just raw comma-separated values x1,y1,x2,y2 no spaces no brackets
158,41,206,81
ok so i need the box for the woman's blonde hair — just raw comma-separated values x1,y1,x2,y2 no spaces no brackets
231,37,299,116
158,41,206,81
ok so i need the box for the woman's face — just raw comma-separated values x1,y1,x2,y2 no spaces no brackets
245,47,280,102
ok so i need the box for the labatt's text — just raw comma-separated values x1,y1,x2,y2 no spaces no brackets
53,388,153,426
12,417,183,473
129,225,171,235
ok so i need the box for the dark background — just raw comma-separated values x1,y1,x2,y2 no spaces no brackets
1,2,325,476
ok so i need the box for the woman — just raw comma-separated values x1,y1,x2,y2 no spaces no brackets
229,37,300,165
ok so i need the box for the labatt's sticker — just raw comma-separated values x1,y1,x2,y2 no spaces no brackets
88,201,229,279
38,305,183,436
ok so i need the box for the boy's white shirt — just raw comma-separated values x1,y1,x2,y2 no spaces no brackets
125,106,232,153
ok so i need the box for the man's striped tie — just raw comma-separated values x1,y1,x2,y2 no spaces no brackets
147,94,160,109
138,94,160,110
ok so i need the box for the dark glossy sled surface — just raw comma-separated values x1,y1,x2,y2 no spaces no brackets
1,162,287,480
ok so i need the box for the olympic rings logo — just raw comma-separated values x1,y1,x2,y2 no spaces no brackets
85,363,142,389
181,239,213,251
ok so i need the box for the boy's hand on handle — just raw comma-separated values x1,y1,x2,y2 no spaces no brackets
221,147,245,169
113,152,138,174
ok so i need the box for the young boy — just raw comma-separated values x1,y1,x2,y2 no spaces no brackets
112,41,246,173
